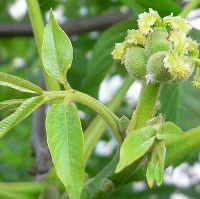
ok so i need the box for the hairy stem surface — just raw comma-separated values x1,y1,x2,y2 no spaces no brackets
128,82,161,131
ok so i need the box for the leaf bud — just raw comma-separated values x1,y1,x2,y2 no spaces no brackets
101,179,115,193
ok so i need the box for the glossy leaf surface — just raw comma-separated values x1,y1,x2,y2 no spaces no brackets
116,126,157,172
0,72,43,95
46,103,84,199
42,9,73,85
0,96,45,139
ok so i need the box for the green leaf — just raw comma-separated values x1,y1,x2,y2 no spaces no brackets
42,9,73,85
0,96,45,139
0,99,26,113
115,126,157,172
146,158,156,188
46,103,84,199
160,73,200,131
80,18,138,98
118,0,144,14
0,182,46,196
146,141,166,188
147,114,164,125
160,84,180,124
0,72,43,94
154,141,166,186
0,182,46,199
0,190,35,199
134,0,182,17
156,122,183,140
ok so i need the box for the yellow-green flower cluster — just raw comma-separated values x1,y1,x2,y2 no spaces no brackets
138,8,162,34
112,42,128,64
111,29,146,64
163,29,199,78
164,50,191,77
111,8,200,87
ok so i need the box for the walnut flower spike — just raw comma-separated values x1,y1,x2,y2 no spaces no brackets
111,8,200,87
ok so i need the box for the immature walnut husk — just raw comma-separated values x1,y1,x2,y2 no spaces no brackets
147,51,174,83
145,27,172,58
125,47,147,80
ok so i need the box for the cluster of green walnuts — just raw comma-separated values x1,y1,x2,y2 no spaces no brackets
112,9,200,87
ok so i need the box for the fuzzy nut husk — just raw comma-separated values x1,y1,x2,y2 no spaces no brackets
125,47,147,80
147,51,175,83
145,27,172,58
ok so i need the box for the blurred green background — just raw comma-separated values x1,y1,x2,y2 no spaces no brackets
1,0,200,198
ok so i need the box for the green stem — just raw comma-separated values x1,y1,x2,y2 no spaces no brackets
179,0,200,18
84,76,134,164
71,90,119,122
81,81,162,197
43,89,123,144
81,148,143,198
129,82,161,131
26,0,44,56
165,125,200,167
26,0,61,98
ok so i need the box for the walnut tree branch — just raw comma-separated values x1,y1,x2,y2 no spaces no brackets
0,12,133,37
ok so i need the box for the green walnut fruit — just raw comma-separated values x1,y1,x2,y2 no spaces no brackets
147,51,175,83
145,27,172,58
172,55,195,83
125,47,147,80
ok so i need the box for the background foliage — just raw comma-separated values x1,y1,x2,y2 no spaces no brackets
0,0,200,198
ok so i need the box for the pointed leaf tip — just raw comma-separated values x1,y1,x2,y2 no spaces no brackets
42,9,73,85
0,72,43,94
